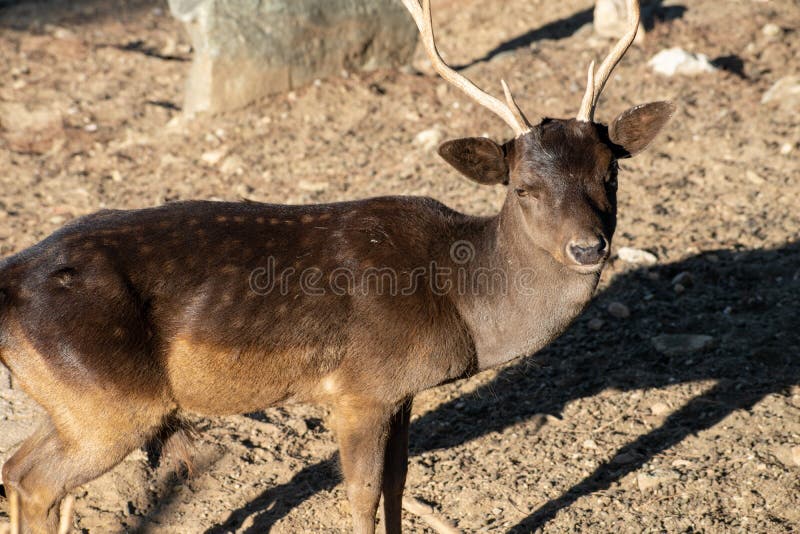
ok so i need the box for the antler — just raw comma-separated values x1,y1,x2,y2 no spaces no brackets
400,0,532,137
576,0,641,122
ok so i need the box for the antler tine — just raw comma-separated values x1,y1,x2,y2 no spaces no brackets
400,0,532,136
577,0,641,122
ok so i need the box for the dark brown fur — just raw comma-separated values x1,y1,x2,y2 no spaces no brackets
0,105,672,533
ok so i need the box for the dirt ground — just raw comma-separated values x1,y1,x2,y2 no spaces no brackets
0,0,799,532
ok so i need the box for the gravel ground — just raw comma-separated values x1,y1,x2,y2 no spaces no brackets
0,0,798,532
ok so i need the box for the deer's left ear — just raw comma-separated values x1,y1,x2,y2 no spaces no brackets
438,137,509,185
609,101,675,158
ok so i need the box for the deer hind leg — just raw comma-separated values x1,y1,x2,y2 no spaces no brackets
381,399,412,534
2,397,170,534
333,399,396,534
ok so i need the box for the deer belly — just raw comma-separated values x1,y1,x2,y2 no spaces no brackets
165,336,322,415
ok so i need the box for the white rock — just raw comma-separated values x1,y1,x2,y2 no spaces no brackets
648,48,717,76
200,148,227,165
617,246,658,265
582,438,598,450
297,179,329,193
649,402,670,416
414,127,445,152
761,75,800,110
762,23,782,38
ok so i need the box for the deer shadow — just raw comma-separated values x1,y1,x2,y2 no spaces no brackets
456,0,687,70
196,241,800,532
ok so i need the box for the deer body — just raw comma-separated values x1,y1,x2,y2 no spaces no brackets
0,0,675,532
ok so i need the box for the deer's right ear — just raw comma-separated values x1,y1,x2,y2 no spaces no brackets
438,137,509,185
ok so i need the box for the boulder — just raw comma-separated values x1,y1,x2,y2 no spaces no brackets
593,0,645,43
169,0,418,114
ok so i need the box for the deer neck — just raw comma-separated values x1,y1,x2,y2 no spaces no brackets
451,200,602,371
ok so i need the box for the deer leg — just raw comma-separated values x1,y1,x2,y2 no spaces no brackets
2,402,169,534
381,399,411,534
333,400,394,534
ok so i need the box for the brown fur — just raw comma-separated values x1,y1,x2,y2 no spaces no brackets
0,105,672,533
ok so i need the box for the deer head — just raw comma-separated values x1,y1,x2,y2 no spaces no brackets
402,0,674,274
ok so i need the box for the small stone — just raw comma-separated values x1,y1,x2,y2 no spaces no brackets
762,23,782,38
0,102,65,154
286,418,308,436
649,402,670,416
761,76,800,110
582,438,598,450
200,148,227,165
780,143,794,155
774,446,800,468
648,47,717,76
637,470,678,492
297,179,329,193
617,246,658,265
588,317,605,331
746,170,765,185
414,127,444,152
671,272,693,287
607,302,630,319
220,154,244,175
673,283,686,294
611,452,638,465
49,216,66,225
651,334,715,356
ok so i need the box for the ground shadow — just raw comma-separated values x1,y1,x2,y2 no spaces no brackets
197,241,799,532
456,1,687,70
0,0,158,30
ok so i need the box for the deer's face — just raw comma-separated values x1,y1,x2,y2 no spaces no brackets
438,102,674,273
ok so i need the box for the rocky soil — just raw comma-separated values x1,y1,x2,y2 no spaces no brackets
0,0,798,532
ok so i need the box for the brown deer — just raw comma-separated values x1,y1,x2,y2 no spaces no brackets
0,0,672,532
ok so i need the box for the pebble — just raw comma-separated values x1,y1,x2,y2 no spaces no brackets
671,272,693,287
745,170,765,185
200,148,227,165
648,47,717,76
617,246,658,266
414,127,444,152
588,317,605,331
582,438,598,450
762,23,782,38
607,302,630,319
297,179,329,193
637,470,678,492
651,334,715,356
774,446,800,468
761,75,800,110
649,402,670,416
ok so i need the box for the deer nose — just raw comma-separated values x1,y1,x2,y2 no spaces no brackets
567,236,607,265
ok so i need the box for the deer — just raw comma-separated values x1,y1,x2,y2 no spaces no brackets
0,0,673,532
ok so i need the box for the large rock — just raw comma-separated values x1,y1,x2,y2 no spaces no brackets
593,0,645,42
169,0,418,114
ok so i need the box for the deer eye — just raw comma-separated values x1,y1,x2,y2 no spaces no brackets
515,188,528,198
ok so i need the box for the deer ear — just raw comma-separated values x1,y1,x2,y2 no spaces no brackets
438,137,509,185
609,101,675,158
